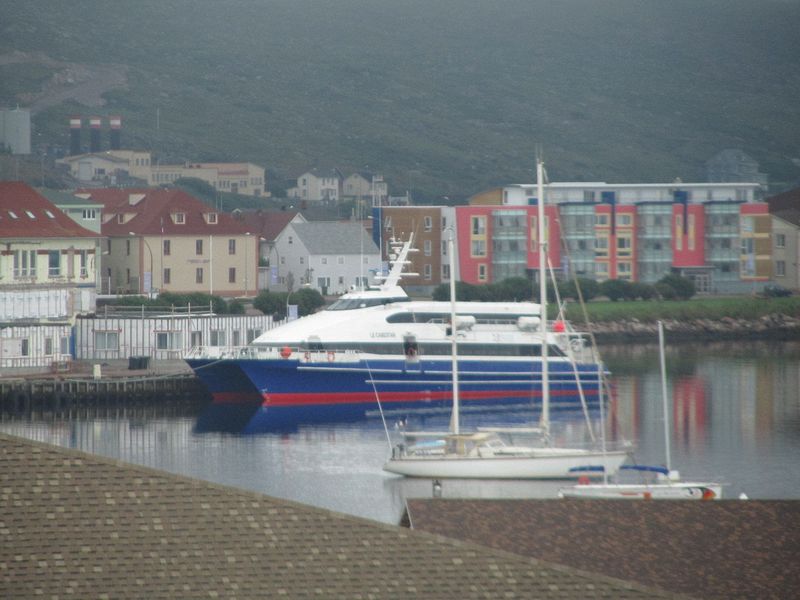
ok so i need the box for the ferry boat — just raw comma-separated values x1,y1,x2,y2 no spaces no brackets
185,236,605,428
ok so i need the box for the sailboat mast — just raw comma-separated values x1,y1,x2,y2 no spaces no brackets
658,320,671,472
537,159,550,435
448,232,460,435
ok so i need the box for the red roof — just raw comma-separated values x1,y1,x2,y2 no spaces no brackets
239,210,301,242
0,182,98,239
88,188,251,236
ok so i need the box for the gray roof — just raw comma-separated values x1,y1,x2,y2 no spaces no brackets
292,221,380,255
37,188,103,207
1,432,671,599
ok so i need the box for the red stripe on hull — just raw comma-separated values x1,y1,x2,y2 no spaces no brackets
262,388,598,407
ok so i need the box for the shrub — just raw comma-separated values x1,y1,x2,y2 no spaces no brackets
657,273,695,300
600,279,631,302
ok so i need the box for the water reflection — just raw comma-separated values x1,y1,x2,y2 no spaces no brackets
1,340,799,524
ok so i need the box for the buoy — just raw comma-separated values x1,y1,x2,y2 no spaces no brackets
702,488,716,501
280,346,292,359
578,475,590,485
553,320,566,333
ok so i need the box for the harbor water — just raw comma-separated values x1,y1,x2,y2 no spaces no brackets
2,339,799,524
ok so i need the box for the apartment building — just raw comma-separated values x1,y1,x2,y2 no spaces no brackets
82,188,257,297
371,205,458,294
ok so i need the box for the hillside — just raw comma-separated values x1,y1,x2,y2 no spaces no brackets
1,0,799,200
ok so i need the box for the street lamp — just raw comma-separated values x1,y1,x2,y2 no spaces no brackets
129,232,154,297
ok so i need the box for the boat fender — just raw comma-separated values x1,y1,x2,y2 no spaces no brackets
280,346,292,359
702,488,716,501
327,351,335,362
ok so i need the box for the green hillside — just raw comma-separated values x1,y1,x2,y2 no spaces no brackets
1,0,799,200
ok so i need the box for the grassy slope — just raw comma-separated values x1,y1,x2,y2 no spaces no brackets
1,0,799,199
565,296,800,323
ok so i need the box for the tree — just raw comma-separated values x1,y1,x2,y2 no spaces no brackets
253,290,288,319
293,287,325,316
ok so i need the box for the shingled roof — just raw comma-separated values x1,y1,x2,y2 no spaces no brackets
291,221,379,255
406,498,800,600
0,433,675,599
0,182,98,239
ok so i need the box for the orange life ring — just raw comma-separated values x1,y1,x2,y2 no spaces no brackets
280,346,292,359
327,351,335,362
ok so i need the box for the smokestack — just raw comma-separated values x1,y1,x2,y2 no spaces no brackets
89,116,102,153
69,116,82,156
109,115,122,150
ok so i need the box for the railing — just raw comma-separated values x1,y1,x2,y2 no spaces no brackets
100,303,215,319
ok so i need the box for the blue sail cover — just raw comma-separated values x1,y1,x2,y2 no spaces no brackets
620,465,670,476
568,465,606,473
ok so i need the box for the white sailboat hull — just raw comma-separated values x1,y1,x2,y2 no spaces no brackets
558,481,723,500
383,449,629,480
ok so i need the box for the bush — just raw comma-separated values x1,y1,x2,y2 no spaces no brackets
253,287,325,319
657,273,695,300
655,282,677,300
630,281,657,300
600,279,631,302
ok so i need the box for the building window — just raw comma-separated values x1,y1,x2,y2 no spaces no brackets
424,216,433,231
126,239,131,256
594,237,609,256
163,240,171,256
246,328,262,344
44,337,54,356
79,250,88,277
210,330,226,347
82,208,97,220
776,260,786,277
478,264,488,282
164,268,171,284
196,268,204,283
617,236,632,255
338,256,344,265
322,257,327,265
776,234,786,249
126,268,131,284
95,331,119,351
228,239,236,255
20,339,29,356
618,214,632,226
13,250,36,278
174,212,185,224
48,250,61,277
471,216,486,235
471,240,487,257
442,264,450,280
596,214,609,226
424,240,432,256
229,267,236,283
424,264,432,280
196,239,203,255
384,216,392,229
208,212,218,224
156,331,182,350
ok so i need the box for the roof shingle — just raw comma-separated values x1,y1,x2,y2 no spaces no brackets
0,433,675,599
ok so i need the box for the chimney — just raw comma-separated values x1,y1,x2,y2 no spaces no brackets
89,116,102,153
69,116,82,156
109,115,122,150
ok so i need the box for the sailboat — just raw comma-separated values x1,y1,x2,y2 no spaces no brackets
382,159,629,479
558,321,723,499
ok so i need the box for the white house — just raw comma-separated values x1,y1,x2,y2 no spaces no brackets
287,169,342,203
271,221,381,295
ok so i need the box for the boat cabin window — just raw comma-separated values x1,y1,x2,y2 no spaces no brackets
386,311,532,325
327,296,409,311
